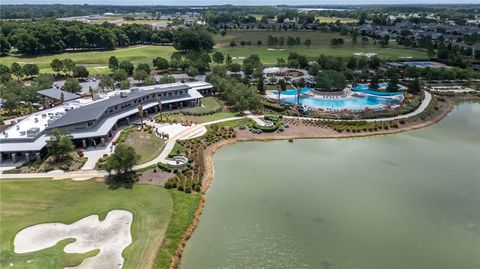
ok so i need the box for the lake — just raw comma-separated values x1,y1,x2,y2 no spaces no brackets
180,102,480,269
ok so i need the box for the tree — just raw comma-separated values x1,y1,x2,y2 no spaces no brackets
257,76,265,95
159,75,176,84
112,69,129,82
229,63,241,72
315,70,347,91
0,34,11,55
62,59,76,75
369,75,380,91
212,51,224,65
23,64,39,78
137,104,144,130
108,56,119,71
72,65,89,78
46,129,74,160
99,75,114,91
152,57,169,70
34,73,54,90
408,78,421,94
187,66,199,77
172,28,214,52
136,63,151,75
304,39,312,48
50,59,64,75
225,54,232,66
63,78,82,93
119,80,130,90
10,62,23,80
104,144,139,175
143,76,157,86
134,70,149,81
119,61,134,75
0,64,11,83
369,56,381,69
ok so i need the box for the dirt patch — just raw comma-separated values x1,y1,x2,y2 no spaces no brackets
138,168,175,186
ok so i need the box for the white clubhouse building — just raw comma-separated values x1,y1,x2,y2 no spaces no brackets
0,82,213,163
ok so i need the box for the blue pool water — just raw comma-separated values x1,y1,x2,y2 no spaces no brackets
273,87,311,95
353,83,389,91
352,83,402,96
281,95,398,109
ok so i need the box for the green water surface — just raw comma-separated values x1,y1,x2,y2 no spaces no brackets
180,102,480,269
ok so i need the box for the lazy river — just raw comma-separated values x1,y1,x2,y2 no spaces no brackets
180,102,480,269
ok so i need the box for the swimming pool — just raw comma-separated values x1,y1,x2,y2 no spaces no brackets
272,87,310,95
352,83,403,96
281,95,399,110
271,86,401,110
353,83,389,91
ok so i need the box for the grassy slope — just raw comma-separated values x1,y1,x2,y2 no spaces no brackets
1,45,176,75
124,130,166,164
0,179,174,269
154,190,201,269
180,96,222,114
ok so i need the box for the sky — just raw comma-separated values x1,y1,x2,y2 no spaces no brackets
2,0,478,5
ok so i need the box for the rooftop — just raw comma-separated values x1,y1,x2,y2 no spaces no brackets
37,88,81,101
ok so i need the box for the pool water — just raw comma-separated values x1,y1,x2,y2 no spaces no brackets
281,95,398,109
272,87,311,96
353,83,389,91
273,85,401,109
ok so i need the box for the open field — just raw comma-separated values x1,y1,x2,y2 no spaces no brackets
124,130,166,164
214,30,428,62
0,31,427,75
315,16,358,23
0,45,176,75
0,179,200,269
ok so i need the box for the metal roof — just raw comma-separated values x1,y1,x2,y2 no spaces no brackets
47,84,190,129
37,88,81,101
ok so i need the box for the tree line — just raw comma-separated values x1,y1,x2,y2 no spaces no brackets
0,20,214,56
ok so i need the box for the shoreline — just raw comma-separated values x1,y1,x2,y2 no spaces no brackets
167,97,456,269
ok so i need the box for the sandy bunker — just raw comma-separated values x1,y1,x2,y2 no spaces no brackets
14,209,133,269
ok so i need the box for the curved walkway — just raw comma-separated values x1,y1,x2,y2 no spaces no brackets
1,92,432,179
132,117,245,170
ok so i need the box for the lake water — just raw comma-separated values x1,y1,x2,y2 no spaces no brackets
180,102,480,269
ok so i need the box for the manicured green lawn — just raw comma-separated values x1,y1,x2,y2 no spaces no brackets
180,97,223,114
154,191,201,269
1,45,176,75
217,46,428,64
169,111,238,124
215,118,253,128
214,30,428,62
124,130,166,164
0,179,200,269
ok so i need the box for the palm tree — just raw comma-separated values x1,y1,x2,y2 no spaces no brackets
137,104,144,130
157,97,162,119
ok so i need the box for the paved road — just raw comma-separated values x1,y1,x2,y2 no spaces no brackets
0,170,106,180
